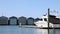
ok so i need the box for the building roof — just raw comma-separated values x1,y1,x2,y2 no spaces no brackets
28,17,34,19
0,16,8,19
9,16,17,19
19,16,26,19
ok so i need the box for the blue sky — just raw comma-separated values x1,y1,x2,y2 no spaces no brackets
0,0,60,18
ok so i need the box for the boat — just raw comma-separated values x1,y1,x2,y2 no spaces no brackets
34,8,60,28
34,14,48,28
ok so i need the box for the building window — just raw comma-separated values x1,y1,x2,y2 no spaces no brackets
44,18,47,21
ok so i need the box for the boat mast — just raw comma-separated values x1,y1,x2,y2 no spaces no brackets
48,8,50,34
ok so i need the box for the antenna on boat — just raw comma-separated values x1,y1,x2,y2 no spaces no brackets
51,10,59,18
54,11,58,16
54,10,58,18
54,10,58,15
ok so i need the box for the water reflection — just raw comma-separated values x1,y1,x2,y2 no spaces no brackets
49,29,60,34
36,29,47,34
35,29,60,34
20,28,38,34
0,26,60,34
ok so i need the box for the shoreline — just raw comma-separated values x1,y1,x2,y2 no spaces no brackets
0,25,60,29
19,25,60,29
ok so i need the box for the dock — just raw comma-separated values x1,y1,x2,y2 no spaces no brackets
19,25,60,29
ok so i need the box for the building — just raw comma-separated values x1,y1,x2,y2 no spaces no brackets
27,17,34,25
18,16,26,25
0,16,8,25
9,16,18,25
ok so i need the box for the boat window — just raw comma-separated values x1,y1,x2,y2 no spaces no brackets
40,19,42,21
44,18,47,21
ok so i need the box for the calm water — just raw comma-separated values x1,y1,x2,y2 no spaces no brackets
0,26,60,34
